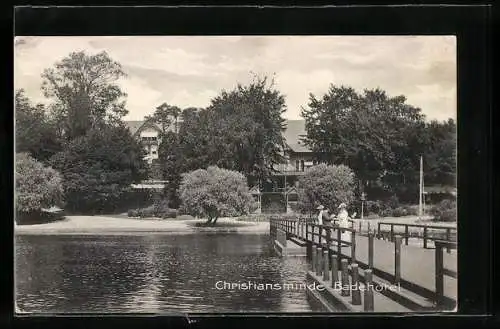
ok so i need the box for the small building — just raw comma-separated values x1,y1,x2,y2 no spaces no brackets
125,120,170,164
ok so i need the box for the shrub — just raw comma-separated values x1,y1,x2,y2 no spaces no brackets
403,205,418,216
127,209,139,217
379,208,394,217
176,214,196,221
179,166,254,225
48,124,147,214
430,199,457,222
363,200,383,215
153,199,170,217
16,153,64,219
137,205,156,218
161,209,178,219
297,164,356,214
392,207,408,217
384,195,400,211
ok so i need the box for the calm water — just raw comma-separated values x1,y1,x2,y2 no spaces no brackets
15,233,322,313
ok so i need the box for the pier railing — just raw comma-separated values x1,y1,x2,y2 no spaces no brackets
376,222,457,253
269,217,457,311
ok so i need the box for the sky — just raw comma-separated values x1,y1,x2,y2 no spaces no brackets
14,36,456,122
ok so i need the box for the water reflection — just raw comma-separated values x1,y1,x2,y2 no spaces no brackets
15,234,318,313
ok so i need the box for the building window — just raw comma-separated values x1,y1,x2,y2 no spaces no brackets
301,160,305,172
152,151,157,155
295,160,300,171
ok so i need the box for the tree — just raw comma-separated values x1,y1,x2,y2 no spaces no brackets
15,89,62,162
158,131,182,208
423,119,456,187
178,166,254,225
16,152,64,216
301,85,428,201
145,103,182,134
177,76,287,182
49,124,147,213
41,51,127,139
297,164,356,214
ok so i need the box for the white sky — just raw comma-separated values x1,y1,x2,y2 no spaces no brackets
14,36,456,122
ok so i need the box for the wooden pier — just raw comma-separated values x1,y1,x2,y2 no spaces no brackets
270,217,457,312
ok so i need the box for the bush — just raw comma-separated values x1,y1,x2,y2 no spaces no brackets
297,164,356,213
176,214,196,221
384,195,400,211
379,208,394,217
161,209,178,219
363,200,383,215
16,153,64,218
127,209,139,217
153,199,169,215
48,124,147,214
179,166,254,225
430,199,457,222
137,205,156,218
403,205,418,216
392,207,408,217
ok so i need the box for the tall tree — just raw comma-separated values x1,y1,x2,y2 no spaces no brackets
41,51,127,139
423,118,456,186
49,123,147,214
179,76,287,181
15,89,62,162
158,131,182,208
301,85,428,201
145,103,182,134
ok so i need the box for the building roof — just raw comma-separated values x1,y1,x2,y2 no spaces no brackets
124,119,312,153
125,120,162,136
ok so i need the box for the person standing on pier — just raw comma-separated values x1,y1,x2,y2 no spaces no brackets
316,205,324,225
337,202,351,246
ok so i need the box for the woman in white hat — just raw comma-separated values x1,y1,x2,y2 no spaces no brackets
316,205,324,225
337,202,351,245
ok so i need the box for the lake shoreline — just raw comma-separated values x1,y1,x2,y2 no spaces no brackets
14,215,270,235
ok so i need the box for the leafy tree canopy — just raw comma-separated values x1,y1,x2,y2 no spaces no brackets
16,152,64,214
42,51,127,139
49,124,147,213
178,166,255,225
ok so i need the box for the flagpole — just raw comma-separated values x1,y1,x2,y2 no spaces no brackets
419,155,423,219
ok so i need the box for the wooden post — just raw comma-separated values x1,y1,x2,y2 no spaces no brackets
316,247,323,276
359,221,362,233
446,228,451,253
368,221,371,234
351,263,362,305
405,225,409,245
394,235,402,284
368,231,374,269
351,230,357,264
364,269,374,311
331,254,339,286
311,247,316,272
323,250,330,281
340,259,350,296
337,227,342,267
435,242,444,306
378,222,381,238
390,224,394,242
423,227,428,249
